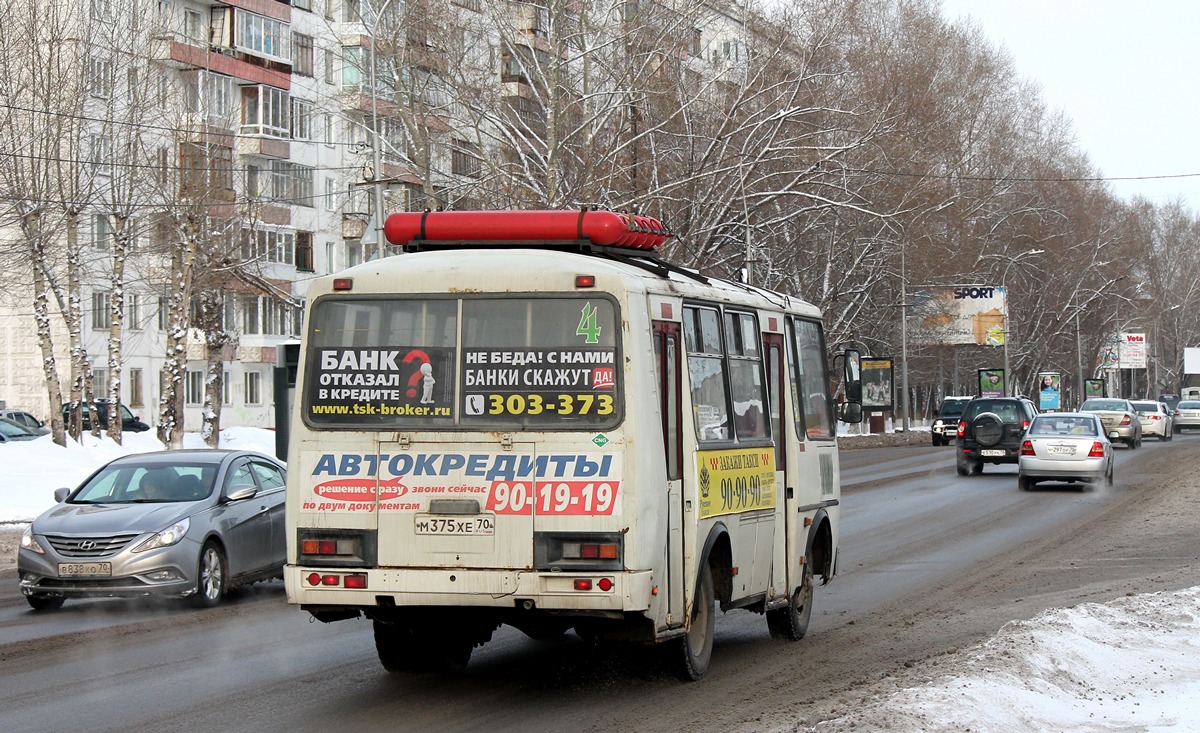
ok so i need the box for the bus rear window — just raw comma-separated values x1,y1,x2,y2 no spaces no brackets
303,296,621,429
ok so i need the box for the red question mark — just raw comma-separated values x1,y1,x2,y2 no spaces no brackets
403,350,431,399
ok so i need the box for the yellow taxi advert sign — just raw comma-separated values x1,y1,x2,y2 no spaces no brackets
696,448,777,519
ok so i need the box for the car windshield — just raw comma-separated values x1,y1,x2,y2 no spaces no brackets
0,419,34,437
939,400,969,417
1081,399,1128,412
1179,401,1200,409
1029,416,1098,436
70,463,217,504
1130,401,1158,413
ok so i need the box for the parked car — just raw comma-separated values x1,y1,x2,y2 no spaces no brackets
17,449,286,611
0,416,44,443
1175,400,1200,433
931,396,972,446
60,399,150,433
0,409,49,435
955,396,1039,475
1018,412,1114,491
1130,399,1174,441
1079,398,1142,448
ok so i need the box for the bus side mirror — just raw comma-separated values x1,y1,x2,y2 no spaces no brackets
839,401,863,424
843,348,862,402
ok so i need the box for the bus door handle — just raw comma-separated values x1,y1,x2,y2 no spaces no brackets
786,486,794,500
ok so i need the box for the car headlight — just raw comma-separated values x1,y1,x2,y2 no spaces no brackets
20,526,45,554
133,517,190,553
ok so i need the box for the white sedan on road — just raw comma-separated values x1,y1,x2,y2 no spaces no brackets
1130,399,1174,441
1018,412,1114,492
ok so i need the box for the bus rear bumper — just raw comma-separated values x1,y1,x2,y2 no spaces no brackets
285,565,654,613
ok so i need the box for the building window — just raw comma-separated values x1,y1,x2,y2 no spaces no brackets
324,176,337,210
296,231,314,271
92,0,111,20
292,163,314,206
235,9,290,63
291,98,312,140
294,0,312,9
293,33,314,76
452,138,482,178
89,135,113,174
87,56,113,98
129,368,144,407
93,368,109,399
243,295,260,334
240,85,290,138
157,296,170,330
223,370,232,405
346,239,363,268
184,9,205,44
179,142,234,199
186,370,204,405
94,215,110,250
326,241,336,273
245,371,262,405
92,291,112,330
323,48,335,84
127,293,142,330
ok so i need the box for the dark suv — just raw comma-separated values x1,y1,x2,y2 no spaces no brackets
955,396,1038,475
60,400,150,433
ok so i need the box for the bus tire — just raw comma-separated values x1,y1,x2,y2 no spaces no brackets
674,562,715,681
373,619,473,674
767,559,813,641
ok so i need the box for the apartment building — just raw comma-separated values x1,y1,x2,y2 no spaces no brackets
0,0,749,432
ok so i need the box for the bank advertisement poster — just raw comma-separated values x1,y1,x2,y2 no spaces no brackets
1037,372,1061,411
861,358,894,411
306,346,457,424
911,285,1007,346
979,368,1005,398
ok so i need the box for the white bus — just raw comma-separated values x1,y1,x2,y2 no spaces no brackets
284,210,863,679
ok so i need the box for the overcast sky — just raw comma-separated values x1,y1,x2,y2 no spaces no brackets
938,0,1200,213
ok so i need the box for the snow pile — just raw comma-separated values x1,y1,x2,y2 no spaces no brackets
806,587,1200,732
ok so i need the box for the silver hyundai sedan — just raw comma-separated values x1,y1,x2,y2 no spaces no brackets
17,449,286,611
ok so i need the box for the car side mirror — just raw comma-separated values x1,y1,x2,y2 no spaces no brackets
224,485,259,503
54,487,70,503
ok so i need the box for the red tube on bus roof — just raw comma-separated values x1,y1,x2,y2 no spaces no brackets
383,210,673,250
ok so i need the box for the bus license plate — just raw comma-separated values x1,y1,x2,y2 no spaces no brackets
58,562,111,577
414,515,494,536
980,449,1006,457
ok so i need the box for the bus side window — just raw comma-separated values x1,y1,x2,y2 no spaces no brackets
654,322,682,480
791,318,834,439
684,306,730,441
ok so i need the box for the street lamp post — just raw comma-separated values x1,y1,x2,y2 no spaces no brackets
367,0,397,261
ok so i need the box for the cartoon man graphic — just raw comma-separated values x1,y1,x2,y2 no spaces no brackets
420,362,435,404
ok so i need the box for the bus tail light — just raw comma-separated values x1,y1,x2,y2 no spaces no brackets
297,529,375,567
535,532,623,571
305,572,369,589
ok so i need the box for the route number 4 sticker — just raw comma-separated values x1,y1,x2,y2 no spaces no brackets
577,302,601,344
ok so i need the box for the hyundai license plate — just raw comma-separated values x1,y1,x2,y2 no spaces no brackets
58,562,111,577
414,515,495,536
980,449,1006,457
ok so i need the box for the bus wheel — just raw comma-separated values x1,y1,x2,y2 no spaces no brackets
374,619,418,673
674,562,715,681
767,560,813,641
373,620,473,674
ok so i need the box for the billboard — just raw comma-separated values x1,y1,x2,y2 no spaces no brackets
911,285,1007,346
1085,379,1106,399
861,357,894,411
1185,347,1200,375
978,368,1005,398
1117,333,1147,369
1037,372,1061,411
